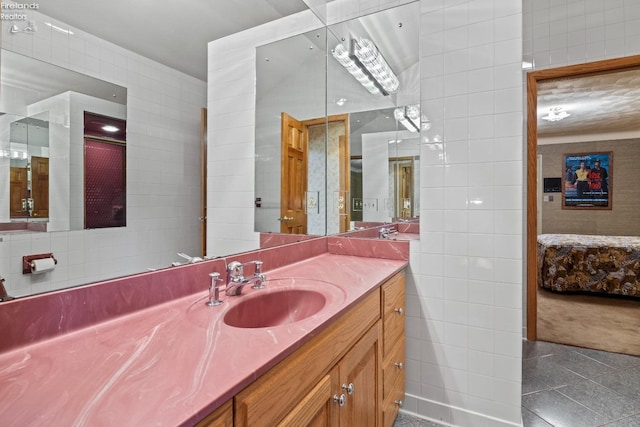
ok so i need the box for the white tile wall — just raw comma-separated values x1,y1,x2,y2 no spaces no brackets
409,0,524,425
0,7,206,297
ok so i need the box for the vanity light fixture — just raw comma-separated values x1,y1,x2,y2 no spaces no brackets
102,125,119,132
394,104,420,132
541,106,570,122
332,37,399,96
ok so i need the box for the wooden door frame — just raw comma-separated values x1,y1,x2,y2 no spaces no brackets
200,108,207,256
526,55,640,340
389,156,415,219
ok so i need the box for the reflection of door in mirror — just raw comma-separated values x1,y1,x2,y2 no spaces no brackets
8,115,50,221
280,112,308,234
390,158,413,218
311,114,349,235
350,157,363,222
30,156,49,218
9,167,27,217
84,112,127,229
338,134,350,233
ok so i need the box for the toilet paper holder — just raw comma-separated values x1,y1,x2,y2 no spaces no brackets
23,253,58,274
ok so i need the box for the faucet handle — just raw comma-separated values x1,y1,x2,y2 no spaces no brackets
254,260,263,274
206,272,224,307
228,261,244,276
252,273,267,290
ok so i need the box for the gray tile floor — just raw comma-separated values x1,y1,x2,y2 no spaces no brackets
393,341,640,427
394,412,444,427
523,340,640,427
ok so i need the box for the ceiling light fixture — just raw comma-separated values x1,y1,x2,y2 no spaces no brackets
541,106,570,122
335,98,347,106
394,104,420,132
102,125,119,132
332,37,399,96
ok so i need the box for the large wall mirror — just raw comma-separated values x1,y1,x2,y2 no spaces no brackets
254,1,420,237
0,49,127,232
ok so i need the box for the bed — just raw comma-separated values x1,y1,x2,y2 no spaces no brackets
537,234,640,297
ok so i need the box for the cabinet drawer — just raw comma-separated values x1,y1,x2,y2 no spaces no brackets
382,336,405,399
382,374,405,427
382,272,405,357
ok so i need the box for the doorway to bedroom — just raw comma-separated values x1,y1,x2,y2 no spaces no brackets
526,56,640,356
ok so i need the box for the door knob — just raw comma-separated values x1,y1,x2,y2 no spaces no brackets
277,216,294,222
333,394,346,407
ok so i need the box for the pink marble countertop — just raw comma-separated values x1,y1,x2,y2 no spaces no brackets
0,253,406,426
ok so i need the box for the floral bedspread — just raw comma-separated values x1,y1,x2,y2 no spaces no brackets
537,234,640,297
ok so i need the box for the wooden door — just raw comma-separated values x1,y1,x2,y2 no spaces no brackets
339,323,381,427
9,167,28,217
338,134,350,232
400,163,412,218
200,108,207,256
280,112,308,234
31,156,49,218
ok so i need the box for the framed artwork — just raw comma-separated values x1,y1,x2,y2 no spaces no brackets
562,151,612,210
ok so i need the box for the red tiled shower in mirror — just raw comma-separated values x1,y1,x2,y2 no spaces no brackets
84,112,126,229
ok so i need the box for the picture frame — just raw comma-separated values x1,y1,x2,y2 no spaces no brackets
562,151,612,210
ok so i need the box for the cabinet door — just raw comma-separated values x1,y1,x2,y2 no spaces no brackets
338,322,381,427
278,370,339,427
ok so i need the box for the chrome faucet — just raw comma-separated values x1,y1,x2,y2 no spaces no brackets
225,260,266,296
379,227,398,240
0,277,14,302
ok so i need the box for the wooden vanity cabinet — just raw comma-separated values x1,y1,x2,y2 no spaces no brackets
201,270,406,427
234,288,381,427
279,324,381,427
197,399,233,427
381,271,406,427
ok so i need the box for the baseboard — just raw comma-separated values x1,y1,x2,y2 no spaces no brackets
401,394,523,427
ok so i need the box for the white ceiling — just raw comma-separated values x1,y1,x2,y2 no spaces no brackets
537,68,640,140
14,0,310,81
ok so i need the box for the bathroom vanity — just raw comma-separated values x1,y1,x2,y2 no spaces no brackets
0,236,408,426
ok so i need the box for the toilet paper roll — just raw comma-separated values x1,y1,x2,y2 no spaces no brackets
32,257,56,274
